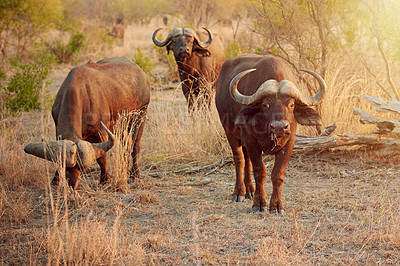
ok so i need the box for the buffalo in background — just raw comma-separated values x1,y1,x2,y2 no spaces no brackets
152,27,226,111
24,57,150,189
216,54,326,213
109,17,128,45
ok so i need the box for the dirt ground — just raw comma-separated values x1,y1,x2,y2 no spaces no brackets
1,87,400,265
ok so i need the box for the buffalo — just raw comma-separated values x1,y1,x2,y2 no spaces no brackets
215,54,326,213
24,57,150,189
152,27,226,111
110,17,127,45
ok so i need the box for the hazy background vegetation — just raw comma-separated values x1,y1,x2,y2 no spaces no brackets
1,0,399,133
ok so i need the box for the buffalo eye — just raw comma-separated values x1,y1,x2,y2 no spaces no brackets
261,102,270,110
287,99,295,109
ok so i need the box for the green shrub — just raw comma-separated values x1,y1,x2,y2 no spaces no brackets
226,40,243,58
3,48,57,113
84,25,114,55
48,32,86,64
154,46,178,82
133,48,156,76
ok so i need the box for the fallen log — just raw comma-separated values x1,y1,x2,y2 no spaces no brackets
294,94,400,155
353,95,400,134
295,132,400,155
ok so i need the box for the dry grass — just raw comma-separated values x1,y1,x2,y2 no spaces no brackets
1,22,400,265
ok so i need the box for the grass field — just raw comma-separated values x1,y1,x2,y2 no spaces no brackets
1,22,400,265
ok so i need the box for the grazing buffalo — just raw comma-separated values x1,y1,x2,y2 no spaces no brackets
215,54,326,213
24,57,150,189
152,27,226,111
110,17,127,45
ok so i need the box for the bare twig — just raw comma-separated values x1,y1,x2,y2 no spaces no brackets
158,178,214,187
363,0,400,100
147,158,232,178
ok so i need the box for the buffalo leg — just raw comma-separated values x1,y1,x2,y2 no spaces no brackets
129,115,146,181
247,149,267,212
227,136,246,202
269,142,294,214
242,146,254,199
182,80,196,112
97,154,111,184
51,170,60,186
66,166,82,190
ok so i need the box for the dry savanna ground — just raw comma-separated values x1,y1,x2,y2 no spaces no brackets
1,22,400,265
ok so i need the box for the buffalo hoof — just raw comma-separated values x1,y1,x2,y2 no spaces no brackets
245,192,254,199
269,210,284,215
232,195,245,202
253,206,266,212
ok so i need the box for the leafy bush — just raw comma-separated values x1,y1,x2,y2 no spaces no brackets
48,32,86,64
2,48,57,113
226,40,243,58
133,48,156,76
155,46,178,82
84,25,114,55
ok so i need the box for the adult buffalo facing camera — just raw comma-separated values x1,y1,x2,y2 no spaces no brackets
215,54,326,214
152,27,226,111
24,57,150,189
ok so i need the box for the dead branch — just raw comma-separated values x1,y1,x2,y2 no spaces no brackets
353,107,400,134
353,96,400,134
360,57,393,99
147,159,232,178
157,178,214,187
294,119,400,155
295,132,400,154
359,95,400,113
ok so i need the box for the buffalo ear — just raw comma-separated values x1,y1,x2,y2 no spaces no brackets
234,107,259,126
193,46,211,57
166,43,172,54
295,106,322,126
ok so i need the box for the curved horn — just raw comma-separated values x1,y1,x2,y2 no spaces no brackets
24,140,77,167
183,27,212,48
152,28,183,47
188,27,212,48
229,69,258,105
91,121,115,154
298,69,326,106
76,122,115,169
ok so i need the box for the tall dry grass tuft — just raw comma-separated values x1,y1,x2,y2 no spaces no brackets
45,206,145,265
108,110,147,191
0,183,32,223
43,164,146,265
0,111,53,189
141,87,230,170
297,55,388,136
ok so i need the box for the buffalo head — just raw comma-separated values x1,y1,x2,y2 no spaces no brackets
152,27,212,61
229,68,326,153
24,122,115,189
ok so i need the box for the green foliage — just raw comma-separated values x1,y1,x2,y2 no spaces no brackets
133,48,156,76
3,48,57,113
155,46,178,81
84,25,114,55
226,40,243,58
48,32,86,64
0,0,63,56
